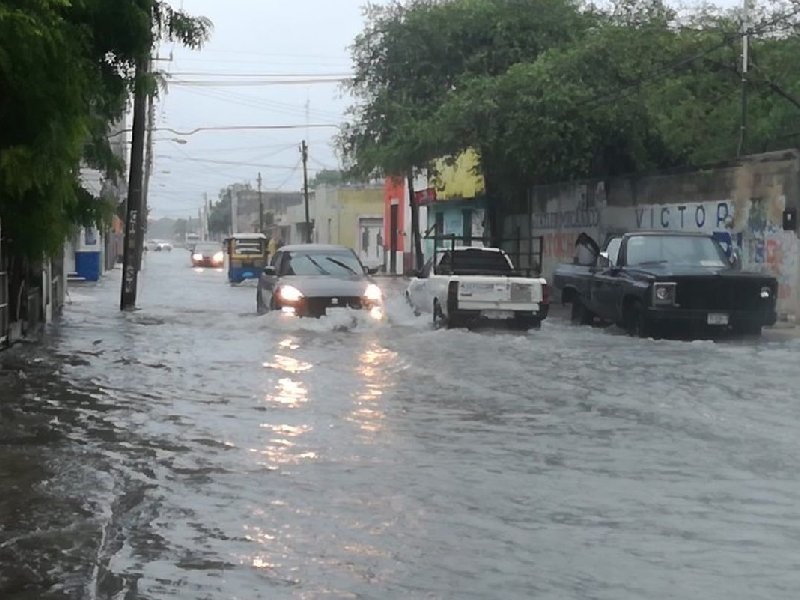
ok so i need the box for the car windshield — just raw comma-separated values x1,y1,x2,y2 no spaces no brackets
438,249,512,274
283,251,364,278
194,244,219,253
232,238,264,255
626,235,727,267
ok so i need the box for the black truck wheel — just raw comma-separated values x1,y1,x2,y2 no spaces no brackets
570,299,594,325
626,301,652,338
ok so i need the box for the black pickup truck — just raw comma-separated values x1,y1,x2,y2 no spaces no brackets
553,231,778,337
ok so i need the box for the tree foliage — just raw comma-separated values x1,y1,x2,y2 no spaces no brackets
0,0,211,258
342,0,800,212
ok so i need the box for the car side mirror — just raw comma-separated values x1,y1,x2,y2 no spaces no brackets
597,251,610,268
263,266,276,276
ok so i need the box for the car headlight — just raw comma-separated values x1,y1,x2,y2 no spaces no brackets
364,283,382,302
192,253,203,260
653,282,677,305
761,286,772,299
213,251,224,262
278,285,304,302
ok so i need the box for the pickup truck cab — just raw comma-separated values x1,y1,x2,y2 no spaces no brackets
553,231,778,337
406,246,549,330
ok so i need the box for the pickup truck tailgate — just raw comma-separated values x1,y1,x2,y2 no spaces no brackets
457,280,542,304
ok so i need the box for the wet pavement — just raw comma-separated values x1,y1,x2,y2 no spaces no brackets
1,249,800,599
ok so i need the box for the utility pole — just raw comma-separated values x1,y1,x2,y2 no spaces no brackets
301,140,311,242
257,172,264,234
120,52,149,311
738,0,751,157
138,92,155,269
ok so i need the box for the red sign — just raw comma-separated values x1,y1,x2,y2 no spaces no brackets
414,188,437,206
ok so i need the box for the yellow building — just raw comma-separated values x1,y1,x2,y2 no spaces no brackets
430,148,485,201
286,184,385,267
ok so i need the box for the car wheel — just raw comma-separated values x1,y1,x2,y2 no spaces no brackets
570,298,594,325
433,300,447,329
626,301,652,338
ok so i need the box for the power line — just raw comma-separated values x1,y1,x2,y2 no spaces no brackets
157,155,314,169
169,77,352,87
168,71,353,78
110,124,340,138
178,87,344,122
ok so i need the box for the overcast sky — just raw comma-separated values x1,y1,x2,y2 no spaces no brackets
148,0,385,219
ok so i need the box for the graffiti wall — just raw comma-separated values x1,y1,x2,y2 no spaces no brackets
605,201,736,257
507,151,800,317
739,196,798,305
523,182,605,277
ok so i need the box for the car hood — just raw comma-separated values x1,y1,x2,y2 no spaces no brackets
630,263,776,282
279,276,371,298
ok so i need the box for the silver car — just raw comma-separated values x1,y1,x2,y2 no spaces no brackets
256,244,382,318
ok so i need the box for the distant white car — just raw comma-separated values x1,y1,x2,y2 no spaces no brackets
406,246,550,330
152,240,172,252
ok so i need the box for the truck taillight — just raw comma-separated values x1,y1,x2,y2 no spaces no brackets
542,283,550,304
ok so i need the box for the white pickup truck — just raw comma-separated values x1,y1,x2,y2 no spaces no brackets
405,246,550,330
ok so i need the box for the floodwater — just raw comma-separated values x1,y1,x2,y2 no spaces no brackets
1,250,800,600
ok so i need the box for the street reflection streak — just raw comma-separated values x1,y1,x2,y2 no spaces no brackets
263,354,312,374
348,344,397,435
267,377,308,407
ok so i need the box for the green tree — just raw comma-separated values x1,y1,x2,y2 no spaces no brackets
342,0,800,228
0,0,211,259
208,192,231,236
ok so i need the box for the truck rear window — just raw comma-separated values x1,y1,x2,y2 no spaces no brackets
438,249,512,274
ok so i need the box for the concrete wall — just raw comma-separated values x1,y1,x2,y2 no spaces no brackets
509,150,800,318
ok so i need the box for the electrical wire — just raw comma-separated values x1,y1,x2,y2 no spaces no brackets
168,71,353,78
178,87,344,122
168,77,353,87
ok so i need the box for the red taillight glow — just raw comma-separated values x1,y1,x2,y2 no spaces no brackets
542,283,550,304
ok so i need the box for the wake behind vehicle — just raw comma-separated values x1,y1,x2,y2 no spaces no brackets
553,231,778,337
191,242,224,268
405,245,550,330
226,233,268,284
256,244,383,318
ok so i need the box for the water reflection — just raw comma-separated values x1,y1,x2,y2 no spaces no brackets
259,423,311,437
263,354,313,374
278,337,300,351
266,377,308,408
348,344,397,435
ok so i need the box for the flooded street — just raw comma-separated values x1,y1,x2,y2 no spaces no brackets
2,250,800,599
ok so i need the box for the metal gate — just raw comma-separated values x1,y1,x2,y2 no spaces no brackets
501,227,544,276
